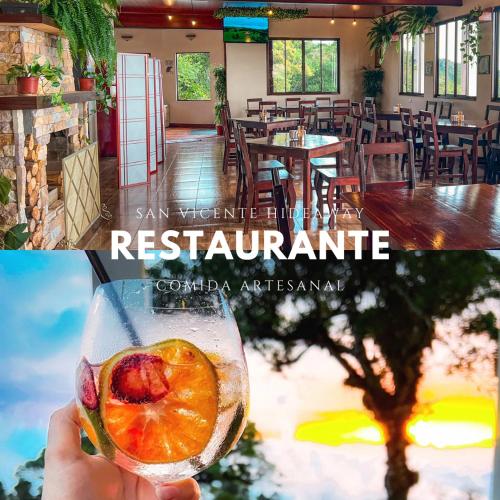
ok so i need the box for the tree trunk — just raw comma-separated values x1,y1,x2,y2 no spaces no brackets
384,418,419,500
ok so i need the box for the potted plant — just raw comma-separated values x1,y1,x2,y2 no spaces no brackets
367,16,400,64
79,69,96,91
362,67,384,105
213,65,227,135
0,175,29,250
6,57,47,94
397,6,438,38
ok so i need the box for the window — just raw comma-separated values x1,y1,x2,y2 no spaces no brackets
269,39,340,94
176,52,211,101
436,18,477,98
400,34,424,95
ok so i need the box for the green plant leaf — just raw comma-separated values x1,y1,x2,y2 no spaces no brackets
4,223,29,250
0,175,11,205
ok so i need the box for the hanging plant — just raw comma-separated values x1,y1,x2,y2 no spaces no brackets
461,6,483,63
397,6,438,39
35,0,119,113
214,6,308,21
367,16,400,64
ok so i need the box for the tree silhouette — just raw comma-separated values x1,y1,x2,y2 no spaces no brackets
148,251,500,500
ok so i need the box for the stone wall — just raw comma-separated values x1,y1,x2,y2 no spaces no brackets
0,25,90,249
0,26,74,96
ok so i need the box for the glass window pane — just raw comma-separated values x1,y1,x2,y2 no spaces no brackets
446,21,456,95
272,40,285,93
285,40,303,92
438,24,447,95
321,40,337,92
305,40,321,92
176,53,210,101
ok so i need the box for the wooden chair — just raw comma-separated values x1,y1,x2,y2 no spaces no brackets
400,107,423,174
259,100,278,116
420,110,469,186
367,102,398,145
285,97,300,117
316,96,332,131
299,99,315,116
221,105,236,174
332,99,351,133
303,106,318,133
271,168,293,254
247,98,262,117
459,104,500,169
232,120,290,211
359,140,416,192
439,101,453,119
314,120,377,226
425,100,439,115
234,123,296,233
311,115,358,169
364,101,377,122
363,96,375,107
351,101,363,119
485,142,500,184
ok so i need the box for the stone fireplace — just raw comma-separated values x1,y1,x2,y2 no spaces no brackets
0,21,96,249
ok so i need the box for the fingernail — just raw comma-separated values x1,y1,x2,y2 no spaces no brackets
157,485,181,500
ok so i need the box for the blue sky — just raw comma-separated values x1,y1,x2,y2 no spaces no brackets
0,251,92,491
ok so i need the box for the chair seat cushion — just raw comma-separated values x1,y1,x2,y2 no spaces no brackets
458,137,489,146
311,157,337,167
256,169,293,182
258,159,285,170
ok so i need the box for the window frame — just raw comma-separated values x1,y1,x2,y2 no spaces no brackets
399,33,424,96
267,37,341,95
434,16,477,100
175,51,212,102
493,7,500,101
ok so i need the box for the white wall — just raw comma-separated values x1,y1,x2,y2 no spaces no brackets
227,18,373,117
115,28,224,125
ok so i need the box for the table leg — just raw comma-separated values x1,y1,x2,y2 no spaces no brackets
471,134,478,184
303,158,311,230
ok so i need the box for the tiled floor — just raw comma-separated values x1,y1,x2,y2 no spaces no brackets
77,135,480,250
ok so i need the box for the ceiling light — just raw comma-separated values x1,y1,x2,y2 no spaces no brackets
168,15,172,20
191,20,197,26
352,19,357,26
268,9,273,15
330,18,335,24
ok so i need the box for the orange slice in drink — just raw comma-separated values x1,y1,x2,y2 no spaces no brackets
99,339,218,464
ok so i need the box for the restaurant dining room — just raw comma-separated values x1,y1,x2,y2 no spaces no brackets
65,0,500,249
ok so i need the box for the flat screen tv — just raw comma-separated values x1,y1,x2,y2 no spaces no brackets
223,16,269,43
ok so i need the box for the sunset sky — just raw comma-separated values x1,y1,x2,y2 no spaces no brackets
0,251,498,498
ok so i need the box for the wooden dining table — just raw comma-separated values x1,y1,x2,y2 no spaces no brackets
231,116,301,136
434,119,500,184
246,133,347,230
341,184,500,249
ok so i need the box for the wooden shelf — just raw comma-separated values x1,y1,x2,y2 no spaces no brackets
0,13,60,35
0,91,98,110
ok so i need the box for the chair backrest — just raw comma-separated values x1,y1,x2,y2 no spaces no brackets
419,110,439,150
247,98,261,109
299,99,315,117
485,104,500,143
316,97,331,105
353,120,377,171
285,97,300,108
400,107,417,143
340,115,358,166
351,101,363,118
439,101,452,119
425,100,438,114
334,99,351,107
259,100,278,115
221,105,232,146
364,101,377,122
363,96,375,106
359,140,416,192
303,106,318,133
234,123,254,189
